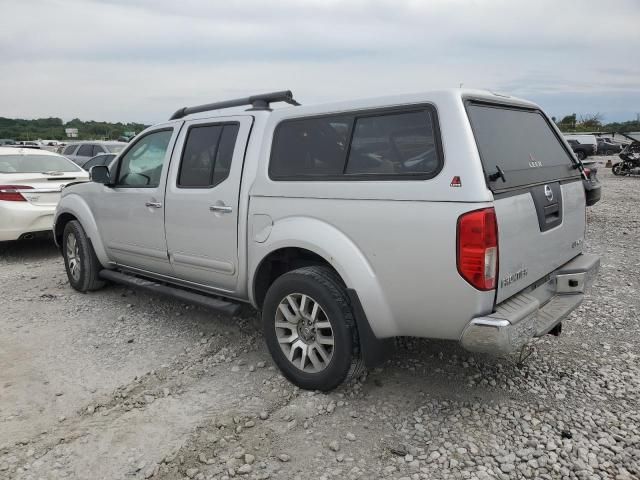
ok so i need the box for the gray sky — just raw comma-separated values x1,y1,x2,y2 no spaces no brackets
1,0,639,124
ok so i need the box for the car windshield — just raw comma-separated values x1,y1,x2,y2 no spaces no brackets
0,154,82,173
105,144,126,153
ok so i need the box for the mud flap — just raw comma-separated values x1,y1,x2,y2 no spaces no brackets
346,288,394,368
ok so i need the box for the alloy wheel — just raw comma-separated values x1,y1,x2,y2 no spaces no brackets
66,233,81,282
274,293,334,373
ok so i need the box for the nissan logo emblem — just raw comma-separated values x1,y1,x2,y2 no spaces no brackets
544,184,553,202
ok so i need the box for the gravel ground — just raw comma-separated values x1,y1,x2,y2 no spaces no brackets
1,156,638,480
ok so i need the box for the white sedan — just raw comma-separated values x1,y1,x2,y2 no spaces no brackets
0,147,89,241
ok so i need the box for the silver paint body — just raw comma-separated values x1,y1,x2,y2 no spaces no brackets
54,89,590,342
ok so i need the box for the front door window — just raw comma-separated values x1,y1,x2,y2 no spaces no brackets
116,130,173,187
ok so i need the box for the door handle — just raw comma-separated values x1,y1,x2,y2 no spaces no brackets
145,201,162,208
209,205,232,214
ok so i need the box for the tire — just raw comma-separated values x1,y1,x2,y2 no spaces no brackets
262,266,363,391
62,220,105,292
575,150,586,160
612,162,624,176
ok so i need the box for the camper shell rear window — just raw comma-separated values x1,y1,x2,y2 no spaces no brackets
466,101,580,192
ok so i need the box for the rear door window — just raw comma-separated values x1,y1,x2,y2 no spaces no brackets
467,103,579,191
177,123,239,188
76,144,94,157
63,144,78,155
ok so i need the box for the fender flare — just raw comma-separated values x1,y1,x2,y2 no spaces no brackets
249,216,397,339
54,194,110,267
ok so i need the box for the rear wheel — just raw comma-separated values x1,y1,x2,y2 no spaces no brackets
575,150,586,160
62,220,105,292
612,162,624,176
262,266,362,391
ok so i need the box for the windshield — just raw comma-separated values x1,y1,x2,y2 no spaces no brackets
105,144,126,153
0,154,82,173
467,102,579,191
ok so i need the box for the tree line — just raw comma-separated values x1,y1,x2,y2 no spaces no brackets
0,117,148,141
554,113,640,133
1,113,638,141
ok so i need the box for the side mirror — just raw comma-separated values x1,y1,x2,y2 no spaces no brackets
90,165,111,185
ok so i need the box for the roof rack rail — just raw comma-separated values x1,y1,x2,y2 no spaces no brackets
169,90,300,120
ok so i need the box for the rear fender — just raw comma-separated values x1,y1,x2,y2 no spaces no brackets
55,194,109,267
249,216,396,338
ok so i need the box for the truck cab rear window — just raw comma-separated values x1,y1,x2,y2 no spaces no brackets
467,103,579,191
269,106,442,180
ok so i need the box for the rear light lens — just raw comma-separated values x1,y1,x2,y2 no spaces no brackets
583,167,591,179
0,185,33,201
457,208,498,290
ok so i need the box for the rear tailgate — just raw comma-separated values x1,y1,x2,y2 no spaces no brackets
466,101,585,303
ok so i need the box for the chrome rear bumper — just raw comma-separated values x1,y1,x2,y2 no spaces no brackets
460,253,600,354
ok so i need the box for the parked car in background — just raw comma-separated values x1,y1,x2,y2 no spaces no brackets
0,139,16,146
13,141,41,149
63,141,127,167
0,147,89,241
564,134,597,160
54,89,600,391
81,153,117,172
596,138,622,155
567,139,595,160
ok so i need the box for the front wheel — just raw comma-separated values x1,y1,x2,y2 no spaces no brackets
575,150,586,160
62,220,105,292
262,266,363,391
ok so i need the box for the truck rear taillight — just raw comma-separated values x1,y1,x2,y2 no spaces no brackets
457,208,498,290
0,185,33,202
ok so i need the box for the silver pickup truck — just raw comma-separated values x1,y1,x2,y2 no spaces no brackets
54,89,600,391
